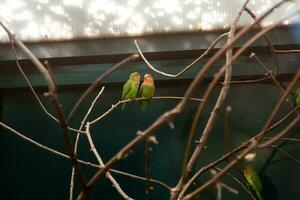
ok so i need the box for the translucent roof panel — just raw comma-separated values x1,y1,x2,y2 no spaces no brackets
0,0,299,42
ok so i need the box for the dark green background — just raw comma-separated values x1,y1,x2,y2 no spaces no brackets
1,80,300,199
1,27,300,200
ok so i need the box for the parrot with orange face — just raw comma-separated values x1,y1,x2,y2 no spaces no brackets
121,72,141,110
139,74,155,110
243,164,262,200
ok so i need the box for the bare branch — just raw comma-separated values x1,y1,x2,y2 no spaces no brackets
86,123,133,200
69,87,105,200
274,49,300,53
0,21,91,199
229,76,270,84
263,137,300,143
145,141,153,200
134,33,228,78
214,167,255,200
210,169,238,200
258,66,300,143
224,106,233,151
109,170,171,192
249,52,298,113
176,1,250,198
90,96,203,125
267,145,300,165
8,37,86,134
244,7,280,74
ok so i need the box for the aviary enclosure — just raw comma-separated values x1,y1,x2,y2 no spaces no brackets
0,0,300,199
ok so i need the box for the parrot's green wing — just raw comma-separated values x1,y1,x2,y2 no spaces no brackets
249,173,262,200
295,87,300,107
244,165,262,200
251,171,262,192
140,83,155,110
122,80,139,110
122,80,131,100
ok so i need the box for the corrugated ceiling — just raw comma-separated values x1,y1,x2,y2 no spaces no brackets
0,0,299,42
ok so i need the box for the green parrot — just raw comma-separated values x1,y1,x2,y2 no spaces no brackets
295,87,300,108
243,164,262,200
121,72,141,110
139,73,155,110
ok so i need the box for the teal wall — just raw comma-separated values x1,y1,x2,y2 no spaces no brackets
1,80,299,200
1,28,300,199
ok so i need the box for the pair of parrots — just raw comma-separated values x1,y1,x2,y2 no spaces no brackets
122,72,155,110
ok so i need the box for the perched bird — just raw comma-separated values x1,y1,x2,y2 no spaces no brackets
139,74,155,110
243,164,262,200
122,72,141,110
295,87,300,107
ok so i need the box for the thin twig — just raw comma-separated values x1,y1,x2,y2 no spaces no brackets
214,167,254,200
250,52,298,113
90,96,203,125
69,87,105,200
267,145,300,165
210,169,238,200
109,170,171,192
224,106,233,151
134,33,228,78
86,123,133,200
8,37,85,135
69,132,81,200
229,76,270,84
266,107,298,132
273,49,300,53
259,116,300,148
258,66,300,145
145,141,153,200
244,7,280,74
263,137,300,143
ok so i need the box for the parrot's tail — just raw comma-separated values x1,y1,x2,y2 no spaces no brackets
140,100,148,111
122,103,126,110
256,191,262,200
